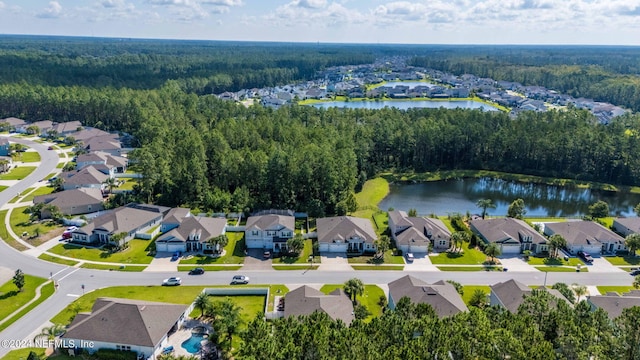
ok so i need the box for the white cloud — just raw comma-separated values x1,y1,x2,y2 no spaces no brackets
0,2,5,10
266,0,366,27
200,0,243,5
37,1,63,19
296,0,328,9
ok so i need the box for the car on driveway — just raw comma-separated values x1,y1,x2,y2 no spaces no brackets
405,253,415,262
188,267,205,275
162,277,181,286
577,251,594,264
231,275,249,285
630,268,640,276
170,251,181,261
263,251,271,259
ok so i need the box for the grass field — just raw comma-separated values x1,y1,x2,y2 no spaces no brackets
461,285,491,306
0,166,37,180
526,256,584,266
118,178,138,190
536,266,588,272
437,266,503,271
21,151,41,162
0,275,48,321
352,177,390,219
347,249,405,264
179,232,245,264
49,239,155,264
56,162,64,168
22,186,55,202
430,243,488,265
178,265,243,271
38,253,79,266
272,265,319,270
1,348,46,360
0,185,7,192
0,282,55,333
273,240,319,264
0,209,27,251
10,206,61,243
604,255,640,266
80,263,147,271
319,284,384,321
352,265,404,270
597,286,636,295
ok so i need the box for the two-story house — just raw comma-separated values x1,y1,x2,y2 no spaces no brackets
155,208,227,253
316,216,377,254
244,214,295,252
388,210,451,253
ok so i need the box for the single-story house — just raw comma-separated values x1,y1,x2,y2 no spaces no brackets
316,216,377,254
17,120,53,135
61,297,188,360
387,275,468,318
244,214,295,252
587,290,640,319
544,221,626,255
388,210,451,253
76,151,128,174
83,135,122,156
490,279,571,313
612,217,640,237
284,285,354,325
70,128,114,143
33,188,104,217
470,218,548,255
71,204,168,246
61,165,111,191
0,138,9,156
51,120,82,135
155,214,227,253
0,117,26,131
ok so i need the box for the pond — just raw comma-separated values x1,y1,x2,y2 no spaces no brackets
311,99,499,111
378,177,640,217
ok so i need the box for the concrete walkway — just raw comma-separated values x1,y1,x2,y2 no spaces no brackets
144,252,178,272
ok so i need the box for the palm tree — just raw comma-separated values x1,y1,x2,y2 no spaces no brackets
625,233,640,257
634,275,640,290
103,177,117,194
344,278,365,304
476,199,496,219
208,234,229,254
468,289,488,308
286,233,305,255
572,283,588,302
450,231,469,253
373,235,390,258
34,324,65,342
484,243,501,263
548,234,567,259
193,293,210,318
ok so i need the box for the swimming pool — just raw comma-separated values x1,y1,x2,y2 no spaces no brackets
181,333,205,354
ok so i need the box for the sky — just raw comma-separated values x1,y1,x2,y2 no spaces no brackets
0,0,639,45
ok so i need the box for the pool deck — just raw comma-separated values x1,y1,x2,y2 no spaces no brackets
167,319,214,358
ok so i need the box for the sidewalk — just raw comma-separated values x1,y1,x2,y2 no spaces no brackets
0,279,53,327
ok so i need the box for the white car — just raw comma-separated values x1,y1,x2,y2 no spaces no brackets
406,253,415,262
162,277,181,286
231,275,249,285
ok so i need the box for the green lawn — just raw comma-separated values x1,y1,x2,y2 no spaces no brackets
22,186,55,202
1,348,46,360
461,285,491,306
372,212,389,234
10,206,61,242
80,263,147,271
208,295,265,324
48,239,156,264
526,256,584,266
38,253,79,266
352,265,404,270
178,265,243,271
438,216,456,233
536,266,588,272
430,243,488,265
524,217,568,223
597,286,636,295
179,232,245,264
0,282,55,333
0,166,37,180
272,265,319,270
273,240,319,264
56,162,64,168
44,173,57,180
0,185,7,192
0,275,48,321
21,151,41,162
355,178,389,209
267,285,288,312
319,284,385,321
118,179,138,190
0,209,27,251
347,249,405,264
437,266,503,271
604,255,640,266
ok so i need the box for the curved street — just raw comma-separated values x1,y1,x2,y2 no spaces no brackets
0,136,635,358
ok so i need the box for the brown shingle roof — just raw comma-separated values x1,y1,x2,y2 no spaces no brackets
284,286,354,325
316,216,377,244
62,298,187,347
388,275,468,317
62,166,109,186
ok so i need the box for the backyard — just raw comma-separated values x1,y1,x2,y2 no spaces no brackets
48,239,156,264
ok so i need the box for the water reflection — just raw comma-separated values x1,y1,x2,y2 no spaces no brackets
378,178,640,217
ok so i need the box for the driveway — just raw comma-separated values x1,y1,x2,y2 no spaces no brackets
144,252,178,272
318,253,352,271
498,256,539,272
243,249,272,270
403,253,439,271
584,257,626,273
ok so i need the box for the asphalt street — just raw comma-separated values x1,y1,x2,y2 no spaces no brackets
0,136,635,357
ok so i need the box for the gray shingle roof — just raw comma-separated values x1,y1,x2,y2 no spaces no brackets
33,188,103,209
157,216,226,243
388,210,412,229
545,220,624,246
470,218,547,245
388,275,468,317
74,205,162,236
587,292,640,319
316,216,377,244
245,214,295,232
284,285,354,325
613,217,640,234
0,117,26,127
62,166,109,186
490,279,571,313
62,298,187,347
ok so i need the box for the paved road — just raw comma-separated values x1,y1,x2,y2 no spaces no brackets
0,136,636,357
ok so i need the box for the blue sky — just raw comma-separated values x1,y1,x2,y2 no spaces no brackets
0,0,639,44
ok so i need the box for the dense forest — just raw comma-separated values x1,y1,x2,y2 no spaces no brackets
240,290,640,360
2,37,640,214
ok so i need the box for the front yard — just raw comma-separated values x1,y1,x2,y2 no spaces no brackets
22,186,55,202
604,254,640,266
430,243,488,265
48,239,156,264
20,151,41,162
10,206,61,245
0,166,37,180
347,249,405,264
526,256,584,266
179,232,245,264
273,239,319,264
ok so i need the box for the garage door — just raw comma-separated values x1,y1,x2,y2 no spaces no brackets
156,242,185,253
500,244,521,255
328,243,348,252
245,239,263,249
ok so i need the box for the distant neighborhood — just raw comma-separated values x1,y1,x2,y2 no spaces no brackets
216,56,627,124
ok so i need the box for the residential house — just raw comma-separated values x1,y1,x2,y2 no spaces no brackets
83,135,122,156
587,290,640,319
159,208,192,233
388,210,450,253
155,211,227,253
387,275,468,318
490,279,571,313
61,166,110,191
544,221,626,255
284,285,354,325
51,121,82,136
612,217,640,237
61,297,188,360
0,138,9,156
70,128,114,143
316,216,377,254
244,214,295,252
0,117,26,131
470,218,548,255
33,188,104,217
76,151,128,174
71,204,168,246
17,120,54,135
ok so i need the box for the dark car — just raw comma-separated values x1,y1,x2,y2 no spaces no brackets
188,267,205,275
630,268,640,276
170,251,181,261
577,251,594,263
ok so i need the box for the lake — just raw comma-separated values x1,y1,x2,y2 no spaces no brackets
378,178,640,217
311,99,499,111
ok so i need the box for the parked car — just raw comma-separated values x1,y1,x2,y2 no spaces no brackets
170,251,181,261
188,267,205,275
162,277,181,286
630,268,640,276
577,251,594,263
405,253,415,262
231,275,249,285
263,251,271,259
61,231,73,240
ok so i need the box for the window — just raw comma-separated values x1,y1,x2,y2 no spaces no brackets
439,240,447,246
252,231,258,236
